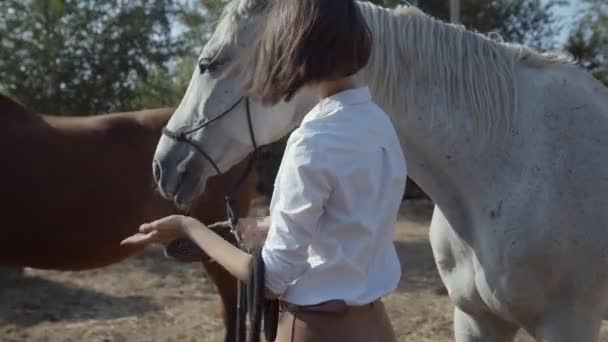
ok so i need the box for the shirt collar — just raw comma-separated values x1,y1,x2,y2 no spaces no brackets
303,86,372,123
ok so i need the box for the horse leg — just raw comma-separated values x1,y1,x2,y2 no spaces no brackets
534,304,601,342
454,307,518,342
201,258,238,342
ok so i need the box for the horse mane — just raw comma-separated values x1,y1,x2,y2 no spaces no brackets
219,0,574,134
356,2,574,134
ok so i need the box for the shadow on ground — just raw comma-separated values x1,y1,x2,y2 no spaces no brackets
400,198,435,223
0,268,157,327
393,239,447,295
394,199,448,296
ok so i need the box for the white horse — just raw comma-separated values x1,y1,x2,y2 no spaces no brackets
153,1,608,340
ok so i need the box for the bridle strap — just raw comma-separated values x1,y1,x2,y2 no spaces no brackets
161,97,247,177
226,98,258,230
161,127,224,176
229,98,258,197
180,97,245,136
161,97,256,232
161,96,271,342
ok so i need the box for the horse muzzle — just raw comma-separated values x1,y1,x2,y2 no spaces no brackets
153,140,210,205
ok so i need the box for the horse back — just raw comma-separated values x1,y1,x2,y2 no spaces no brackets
0,104,255,270
0,108,177,269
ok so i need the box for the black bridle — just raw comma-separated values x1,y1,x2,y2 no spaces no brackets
161,97,277,342
162,97,257,237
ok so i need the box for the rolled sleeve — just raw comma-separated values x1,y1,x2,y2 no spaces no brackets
261,133,332,296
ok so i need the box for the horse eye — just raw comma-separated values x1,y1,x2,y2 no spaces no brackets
207,62,218,73
199,61,209,75
199,58,223,75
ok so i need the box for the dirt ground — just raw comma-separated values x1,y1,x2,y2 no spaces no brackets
2,199,607,341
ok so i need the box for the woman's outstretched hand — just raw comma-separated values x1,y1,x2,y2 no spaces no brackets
120,215,270,286
120,215,204,246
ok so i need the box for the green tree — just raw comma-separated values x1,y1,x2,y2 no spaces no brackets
565,1,607,85
133,55,196,109
178,0,226,54
0,0,183,114
133,0,226,109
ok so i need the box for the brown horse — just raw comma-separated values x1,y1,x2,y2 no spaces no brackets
0,94,250,342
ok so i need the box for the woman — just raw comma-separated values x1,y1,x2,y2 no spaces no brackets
123,0,407,340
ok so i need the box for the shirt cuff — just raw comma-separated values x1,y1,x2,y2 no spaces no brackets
261,246,291,296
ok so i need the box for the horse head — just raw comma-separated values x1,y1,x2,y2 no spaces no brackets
153,0,317,205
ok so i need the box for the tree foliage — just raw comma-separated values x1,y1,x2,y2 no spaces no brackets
565,1,607,85
178,0,226,54
0,0,183,114
133,0,227,109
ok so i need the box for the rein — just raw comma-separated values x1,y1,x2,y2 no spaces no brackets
161,97,277,342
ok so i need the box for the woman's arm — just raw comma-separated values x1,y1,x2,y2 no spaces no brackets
182,217,253,283
122,215,276,298
123,133,331,298
259,134,333,295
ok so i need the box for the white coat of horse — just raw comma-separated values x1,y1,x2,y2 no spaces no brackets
152,1,608,340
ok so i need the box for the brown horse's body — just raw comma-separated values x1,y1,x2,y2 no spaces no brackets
0,95,248,341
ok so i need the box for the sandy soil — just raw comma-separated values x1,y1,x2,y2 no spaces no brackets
1,199,607,341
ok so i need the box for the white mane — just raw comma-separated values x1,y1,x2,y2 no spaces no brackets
356,2,573,133
217,0,574,134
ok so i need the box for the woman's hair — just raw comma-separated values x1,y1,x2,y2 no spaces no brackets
244,0,372,105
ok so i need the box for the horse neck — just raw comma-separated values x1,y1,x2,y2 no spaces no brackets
0,95,49,131
356,2,506,219
40,109,173,186
106,108,180,215
51,109,179,215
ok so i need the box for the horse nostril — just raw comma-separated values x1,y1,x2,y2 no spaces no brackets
153,160,163,183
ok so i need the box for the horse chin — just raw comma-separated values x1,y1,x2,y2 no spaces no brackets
173,186,205,211
172,175,208,210
173,199,192,214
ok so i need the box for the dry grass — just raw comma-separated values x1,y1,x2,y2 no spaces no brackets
1,199,608,341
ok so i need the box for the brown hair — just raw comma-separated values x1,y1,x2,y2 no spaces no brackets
243,0,372,105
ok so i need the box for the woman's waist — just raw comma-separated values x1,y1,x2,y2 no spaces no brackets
306,236,399,265
304,243,401,279
280,298,382,314
279,263,400,307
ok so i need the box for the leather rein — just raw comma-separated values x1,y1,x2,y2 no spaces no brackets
161,97,278,342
